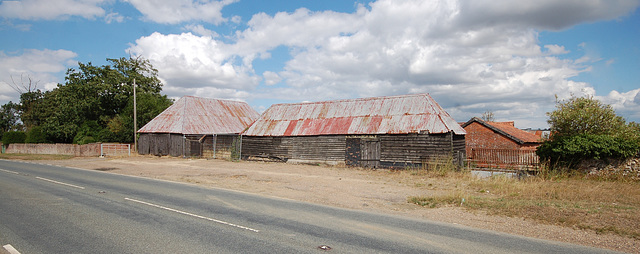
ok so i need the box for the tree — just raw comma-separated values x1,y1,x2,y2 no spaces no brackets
481,110,495,122
32,56,170,143
7,74,44,129
537,95,640,168
0,102,21,138
546,96,628,138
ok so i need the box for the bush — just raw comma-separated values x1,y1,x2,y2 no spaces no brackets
25,126,47,143
537,134,640,167
2,131,26,146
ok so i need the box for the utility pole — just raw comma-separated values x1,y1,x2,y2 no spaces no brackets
133,78,137,152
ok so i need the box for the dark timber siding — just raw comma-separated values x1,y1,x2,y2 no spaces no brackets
242,133,465,168
242,135,347,162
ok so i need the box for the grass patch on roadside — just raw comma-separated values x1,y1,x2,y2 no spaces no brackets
406,168,640,240
0,153,74,160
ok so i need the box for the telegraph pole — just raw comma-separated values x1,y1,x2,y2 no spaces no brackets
133,78,137,152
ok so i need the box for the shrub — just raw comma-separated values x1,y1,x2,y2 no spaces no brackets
537,134,640,167
25,126,47,143
2,131,26,146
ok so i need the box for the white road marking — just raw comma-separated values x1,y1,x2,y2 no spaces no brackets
3,244,21,254
0,169,19,174
35,177,85,189
125,197,260,233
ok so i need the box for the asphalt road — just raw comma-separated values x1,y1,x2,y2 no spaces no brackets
0,159,620,254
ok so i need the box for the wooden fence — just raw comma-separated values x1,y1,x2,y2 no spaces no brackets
467,148,539,171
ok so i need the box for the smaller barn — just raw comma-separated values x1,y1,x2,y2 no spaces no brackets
137,96,260,157
461,117,543,169
241,93,466,168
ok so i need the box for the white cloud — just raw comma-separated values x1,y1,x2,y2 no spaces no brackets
0,0,107,20
105,12,125,24
124,0,237,24
183,24,218,37
262,71,281,86
598,89,640,121
125,0,639,127
127,32,259,100
0,49,77,104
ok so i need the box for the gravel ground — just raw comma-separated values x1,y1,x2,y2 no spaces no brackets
38,156,640,253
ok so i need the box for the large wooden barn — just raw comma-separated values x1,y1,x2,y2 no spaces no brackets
241,93,466,168
137,96,259,157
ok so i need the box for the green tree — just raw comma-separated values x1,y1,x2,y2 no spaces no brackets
546,96,628,137
0,102,21,138
537,95,640,168
25,126,47,143
2,131,26,147
35,56,169,143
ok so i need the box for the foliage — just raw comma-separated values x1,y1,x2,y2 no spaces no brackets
2,131,26,146
3,56,172,144
25,126,47,143
537,134,640,166
0,102,21,137
539,95,640,168
547,96,628,137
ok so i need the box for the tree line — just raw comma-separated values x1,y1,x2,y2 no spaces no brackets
1,57,172,146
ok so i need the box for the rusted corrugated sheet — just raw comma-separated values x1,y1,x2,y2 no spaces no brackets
243,93,466,136
138,96,260,134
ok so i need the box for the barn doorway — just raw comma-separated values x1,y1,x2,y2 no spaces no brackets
346,136,380,168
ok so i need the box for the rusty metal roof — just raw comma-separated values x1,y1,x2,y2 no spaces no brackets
461,117,542,144
243,93,466,136
138,96,260,134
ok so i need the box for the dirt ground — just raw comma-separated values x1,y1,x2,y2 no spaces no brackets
38,155,639,253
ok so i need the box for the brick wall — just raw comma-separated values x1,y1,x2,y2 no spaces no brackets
5,143,101,156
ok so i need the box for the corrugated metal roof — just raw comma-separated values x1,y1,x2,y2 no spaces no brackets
461,117,542,144
138,96,260,134
243,93,466,136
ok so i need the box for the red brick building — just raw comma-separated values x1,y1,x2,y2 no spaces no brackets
461,118,543,169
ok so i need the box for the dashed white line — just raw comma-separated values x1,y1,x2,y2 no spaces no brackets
35,177,85,189
3,244,21,254
0,169,19,174
125,197,260,233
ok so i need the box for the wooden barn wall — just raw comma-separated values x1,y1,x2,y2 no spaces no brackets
243,133,466,168
378,133,465,168
137,133,182,156
137,134,151,155
242,135,346,161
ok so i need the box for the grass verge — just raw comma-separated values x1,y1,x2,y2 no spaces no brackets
405,165,640,240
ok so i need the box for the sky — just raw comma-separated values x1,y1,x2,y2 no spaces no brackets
1,0,639,129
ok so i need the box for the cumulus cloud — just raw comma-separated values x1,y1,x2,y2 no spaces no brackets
124,0,237,24
183,24,218,37
127,32,259,99
0,0,107,20
125,0,639,127
0,49,77,104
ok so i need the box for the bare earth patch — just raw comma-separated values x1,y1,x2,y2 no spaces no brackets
39,155,639,253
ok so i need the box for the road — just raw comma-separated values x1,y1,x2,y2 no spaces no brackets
0,159,619,253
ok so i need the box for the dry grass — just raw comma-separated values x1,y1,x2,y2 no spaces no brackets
406,164,640,240
0,153,74,160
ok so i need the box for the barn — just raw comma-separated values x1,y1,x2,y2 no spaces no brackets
241,93,466,168
137,96,260,157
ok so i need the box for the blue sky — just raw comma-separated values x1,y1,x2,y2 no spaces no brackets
1,0,639,129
